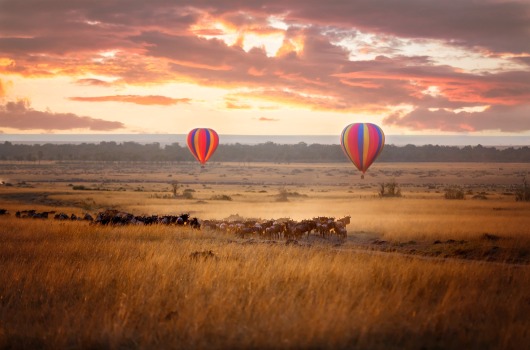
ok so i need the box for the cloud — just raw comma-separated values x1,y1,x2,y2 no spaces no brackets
0,79,5,97
226,101,252,109
69,95,191,106
258,117,279,122
1,0,530,132
75,78,116,87
0,100,124,131
384,104,530,132
286,0,530,54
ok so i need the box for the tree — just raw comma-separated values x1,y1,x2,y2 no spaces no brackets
515,176,530,202
170,181,180,197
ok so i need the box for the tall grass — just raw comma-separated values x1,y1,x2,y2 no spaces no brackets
1,218,528,349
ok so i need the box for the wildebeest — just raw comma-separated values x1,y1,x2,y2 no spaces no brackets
54,212,69,220
92,209,195,227
13,210,50,219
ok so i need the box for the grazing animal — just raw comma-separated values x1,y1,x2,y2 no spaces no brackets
189,217,201,230
54,213,69,220
337,216,351,226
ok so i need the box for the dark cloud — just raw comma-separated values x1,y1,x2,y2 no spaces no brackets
69,95,191,106
513,56,530,67
284,0,530,54
384,104,530,132
0,100,124,131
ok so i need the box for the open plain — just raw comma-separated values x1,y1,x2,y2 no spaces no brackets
1,160,530,349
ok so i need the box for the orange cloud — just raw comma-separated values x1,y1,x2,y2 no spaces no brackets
69,95,191,106
2,1,530,133
75,78,116,87
258,117,279,122
226,101,252,109
233,89,387,114
0,100,124,131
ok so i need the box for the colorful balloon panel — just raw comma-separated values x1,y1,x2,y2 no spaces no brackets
341,123,385,175
187,128,219,164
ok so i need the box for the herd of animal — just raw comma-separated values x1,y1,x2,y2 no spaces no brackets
202,216,350,240
1,208,350,240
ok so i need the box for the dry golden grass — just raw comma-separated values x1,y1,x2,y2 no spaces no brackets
0,217,529,349
1,161,530,348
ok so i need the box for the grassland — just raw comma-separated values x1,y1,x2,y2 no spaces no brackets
1,161,530,349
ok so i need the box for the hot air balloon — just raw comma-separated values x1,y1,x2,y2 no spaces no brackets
187,128,219,165
340,123,385,179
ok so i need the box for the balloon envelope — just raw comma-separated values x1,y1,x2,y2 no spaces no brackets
187,128,219,164
340,123,385,176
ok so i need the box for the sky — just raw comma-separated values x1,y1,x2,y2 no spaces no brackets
0,0,530,136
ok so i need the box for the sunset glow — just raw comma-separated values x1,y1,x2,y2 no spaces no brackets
1,0,529,135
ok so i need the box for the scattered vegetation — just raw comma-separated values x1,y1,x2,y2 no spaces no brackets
472,192,488,200
210,194,233,201
378,178,402,198
182,189,194,200
275,188,307,202
515,176,530,202
170,181,180,197
444,186,465,199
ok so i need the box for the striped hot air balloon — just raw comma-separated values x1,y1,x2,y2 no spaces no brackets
187,128,219,165
340,123,385,179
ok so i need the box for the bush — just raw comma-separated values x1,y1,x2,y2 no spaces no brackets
515,177,530,202
444,186,465,199
379,179,402,198
210,195,232,201
182,191,194,200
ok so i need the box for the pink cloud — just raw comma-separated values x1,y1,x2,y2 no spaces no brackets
0,100,124,131
258,117,279,122
69,95,191,106
225,101,252,109
75,79,116,87
0,0,529,132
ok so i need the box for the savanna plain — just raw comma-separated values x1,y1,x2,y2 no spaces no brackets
1,161,529,349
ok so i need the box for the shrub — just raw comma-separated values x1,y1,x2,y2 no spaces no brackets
515,177,530,202
210,194,232,201
182,191,194,200
444,186,465,200
379,179,402,198
276,189,289,202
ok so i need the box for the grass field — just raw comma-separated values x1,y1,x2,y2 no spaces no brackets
1,161,530,349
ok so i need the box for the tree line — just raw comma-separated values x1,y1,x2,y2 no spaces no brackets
1,141,530,163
